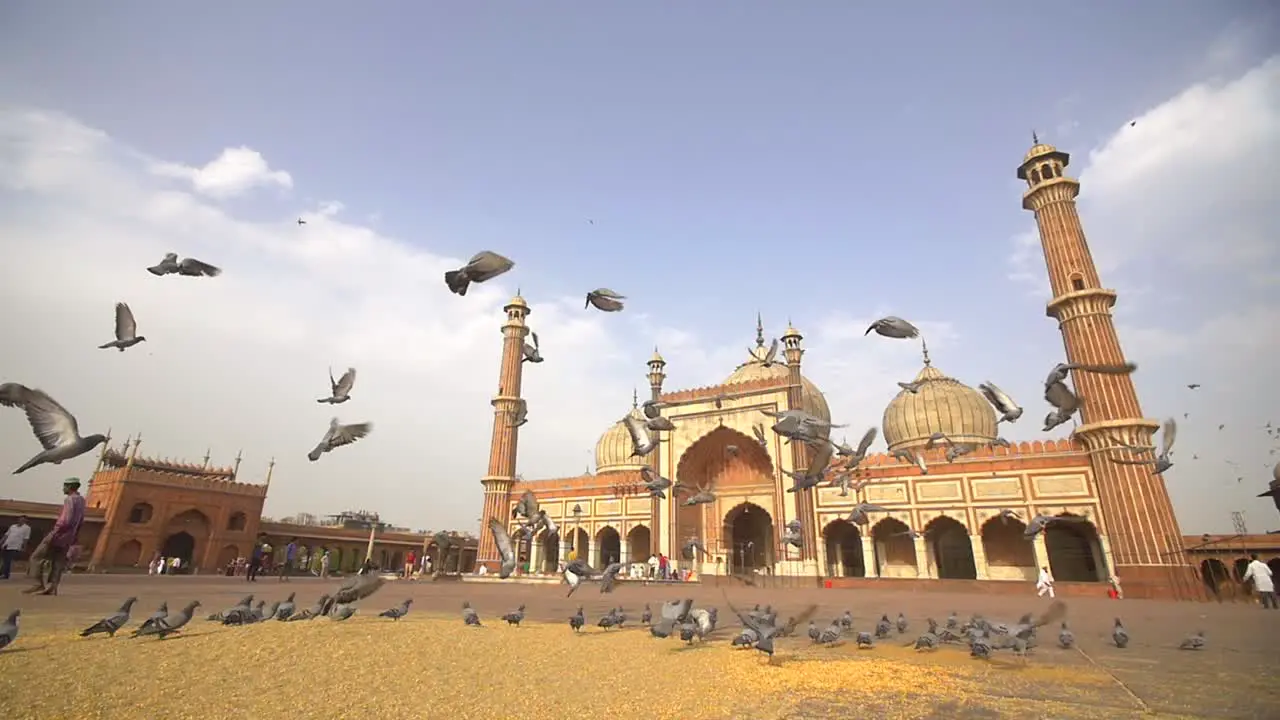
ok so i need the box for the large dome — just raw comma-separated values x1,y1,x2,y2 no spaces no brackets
595,407,649,474
883,363,997,451
723,360,831,423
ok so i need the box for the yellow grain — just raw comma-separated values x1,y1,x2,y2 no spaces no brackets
0,616,1195,719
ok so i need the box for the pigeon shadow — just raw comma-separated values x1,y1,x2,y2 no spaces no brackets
0,645,45,655
669,643,715,653
153,631,214,641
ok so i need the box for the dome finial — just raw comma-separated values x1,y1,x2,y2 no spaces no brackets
921,337,931,366
1032,129,1039,145
632,388,638,409
755,312,765,347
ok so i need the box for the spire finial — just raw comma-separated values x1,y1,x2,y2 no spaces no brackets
632,388,638,409
1032,129,1040,145
755,312,765,347
921,337,931,366
516,286,521,296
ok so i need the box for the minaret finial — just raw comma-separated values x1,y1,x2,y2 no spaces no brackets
232,450,243,479
632,388,638,409
755,312,765,347
921,337,931,366
516,286,521,295
265,457,276,488
1032,129,1040,145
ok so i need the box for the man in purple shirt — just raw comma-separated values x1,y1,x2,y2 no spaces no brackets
279,538,298,582
25,478,86,596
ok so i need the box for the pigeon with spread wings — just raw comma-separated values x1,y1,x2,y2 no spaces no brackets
306,418,372,462
98,303,147,352
488,518,518,578
0,384,108,474
318,367,356,404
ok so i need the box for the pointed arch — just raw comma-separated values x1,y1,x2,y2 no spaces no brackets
924,515,976,580
537,529,560,574
823,519,864,577
595,525,622,566
870,517,917,577
112,539,143,567
723,502,773,573
980,515,1036,581
676,425,774,492
1044,513,1106,582
626,525,650,566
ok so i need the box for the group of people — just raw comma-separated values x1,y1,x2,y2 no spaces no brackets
1034,564,1126,599
147,554,184,575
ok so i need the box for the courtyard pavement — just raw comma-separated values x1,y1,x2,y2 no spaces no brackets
0,573,1276,719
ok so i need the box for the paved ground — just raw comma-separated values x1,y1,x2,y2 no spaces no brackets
1,573,1277,719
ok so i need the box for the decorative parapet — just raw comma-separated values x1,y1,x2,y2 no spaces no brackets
97,450,268,497
658,376,788,405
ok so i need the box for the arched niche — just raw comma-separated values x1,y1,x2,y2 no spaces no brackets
595,526,622,566
568,527,590,564
980,515,1036,581
112,539,142,567
722,502,773,574
823,519,864,578
871,517,918,578
128,503,153,524
626,525,651,565
538,530,560,574
924,515,976,580
162,509,211,570
1044,514,1106,582
226,512,247,531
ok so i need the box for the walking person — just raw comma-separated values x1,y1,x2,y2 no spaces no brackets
24,478,86,596
1242,553,1276,609
1036,565,1056,598
319,550,331,579
1,515,31,580
404,550,417,579
279,538,298,581
247,542,264,582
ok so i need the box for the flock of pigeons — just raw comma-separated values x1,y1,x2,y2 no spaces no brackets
0,584,1209,663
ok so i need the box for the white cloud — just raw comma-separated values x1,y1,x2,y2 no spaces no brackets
0,108,953,531
1006,54,1280,532
151,146,293,199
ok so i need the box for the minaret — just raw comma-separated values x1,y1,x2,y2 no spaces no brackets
781,321,817,562
1018,140,1191,598
646,347,667,556
477,294,531,569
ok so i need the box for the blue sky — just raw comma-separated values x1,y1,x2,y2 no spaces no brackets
0,3,1277,533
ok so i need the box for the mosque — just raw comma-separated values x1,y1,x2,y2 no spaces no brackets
473,140,1263,601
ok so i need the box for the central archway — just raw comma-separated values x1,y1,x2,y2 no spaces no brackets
161,532,196,569
162,509,211,571
676,426,775,562
595,526,622,566
1044,514,1105,582
723,502,773,574
626,526,651,566
924,516,976,580
823,519,864,577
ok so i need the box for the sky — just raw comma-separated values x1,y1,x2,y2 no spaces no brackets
0,3,1276,534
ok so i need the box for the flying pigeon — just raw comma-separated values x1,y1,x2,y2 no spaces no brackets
488,518,518,578
146,253,221,277
752,423,768,447
847,502,887,526
898,380,923,394
585,288,626,312
0,610,19,650
444,251,515,296
317,367,356,404
462,601,481,626
508,399,529,428
297,218,306,225
1187,383,1200,390
133,601,200,639
1043,361,1137,390
978,382,1023,424
0,383,108,474
563,558,597,596
80,597,137,638
622,412,659,457
723,592,817,657
98,303,147,352
1109,418,1177,474
677,482,716,506
891,448,928,475
379,599,413,620
865,316,920,339
1043,381,1081,431
755,338,779,367
307,417,372,462
783,439,834,493
1023,514,1088,539
522,332,543,363
645,415,675,432
320,574,385,616
781,519,803,548
649,598,694,639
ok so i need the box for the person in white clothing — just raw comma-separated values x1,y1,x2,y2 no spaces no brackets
1241,553,1276,609
1036,565,1055,598
1,516,32,580
647,554,659,579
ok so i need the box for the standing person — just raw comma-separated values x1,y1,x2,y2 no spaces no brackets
1242,553,1276,609
24,478,86,596
1036,565,1056,598
279,538,298,581
319,550,331,579
405,550,417,579
1,515,31,580
647,553,658,580
247,542,263,582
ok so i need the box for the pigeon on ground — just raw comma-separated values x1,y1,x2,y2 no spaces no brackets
275,593,296,620
98,303,147,352
138,602,168,633
723,592,817,657
307,417,373,462
246,600,267,623
287,595,329,621
0,610,18,650
147,253,222,277
598,609,621,631
640,604,652,625
969,632,993,659
915,623,940,651
462,601,481,626
733,627,761,648
585,288,626,312
317,368,356,404
855,631,874,649
330,604,356,621
1112,618,1129,648
979,382,1023,424
80,597,137,638
1178,630,1205,650
208,596,252,623
875,615,892,638
133,601,199,639
569,606,585,632
488,518,518,579
379,599,413,620
864,316,920,339
501,605,526,626
522,332,543,363
1058,621,1075,648
896,613,909,634
816,619,842,645
807,621,821,642
0,384,108,475
444,251,515,296
623,413,659,457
